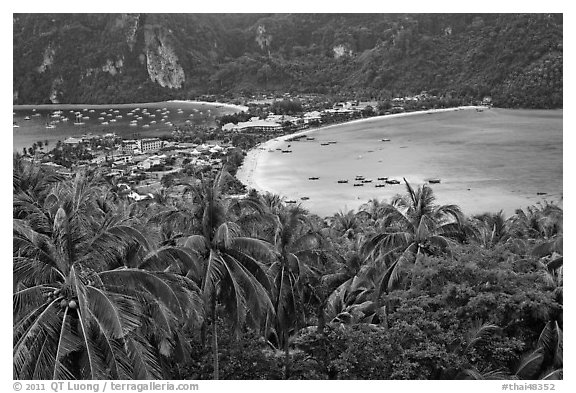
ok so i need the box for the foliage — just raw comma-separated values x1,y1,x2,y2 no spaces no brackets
13,156,563,380
14,14,562,108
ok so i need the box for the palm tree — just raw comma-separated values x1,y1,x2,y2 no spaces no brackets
179,171,275,379
332,209,362,239
14,172,203,379
361,179,464,295
510,202,563,240
470,210,511,248
264,204,323,378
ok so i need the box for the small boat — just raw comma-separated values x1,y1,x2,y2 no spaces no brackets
385,179,400,185
355,176,365,180
375,184,386,188
306,137,315,141
301,197,310,201
361,179,373,183
286,200,297,204
377,177,388,181
328,141,337,144
320,143,330,146
129,123,137,126
353,183,364,187
150,120,157,124
24,116,31,120
98,117,105,120
428,178,441,184
268,149,275,152
281,150,293,153
109,119,116,123
308,177,319,180
381,138,391,142
143,124,150,128
101,122,109,125
13,123,19,128
536,192,547,195
337,180,348,184
82,116,90,120
45,124,56,129
61,117,68,122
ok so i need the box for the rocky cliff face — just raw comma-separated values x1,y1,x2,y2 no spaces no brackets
144,27,185,89
13,13,563,108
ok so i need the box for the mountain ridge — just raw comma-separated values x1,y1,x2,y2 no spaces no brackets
13,13,563,108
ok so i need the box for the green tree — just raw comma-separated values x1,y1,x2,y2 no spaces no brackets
13,172,203,379
362,179,464,294
180,171,275,379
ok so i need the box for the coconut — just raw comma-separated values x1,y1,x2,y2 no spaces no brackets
68,300,78,309
60,299,68,309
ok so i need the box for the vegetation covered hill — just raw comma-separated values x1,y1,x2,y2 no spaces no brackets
13,157,563,380
13,13,562,108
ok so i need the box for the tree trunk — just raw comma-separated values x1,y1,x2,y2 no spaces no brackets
316,301,326,334
212,299,219,380
283,332,290,379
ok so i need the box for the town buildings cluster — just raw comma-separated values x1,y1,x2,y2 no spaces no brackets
22,91,490,201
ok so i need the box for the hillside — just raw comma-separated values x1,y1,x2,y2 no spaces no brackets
13,13,563,108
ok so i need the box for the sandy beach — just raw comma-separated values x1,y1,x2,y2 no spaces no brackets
236,107,562,217
167,100,248,113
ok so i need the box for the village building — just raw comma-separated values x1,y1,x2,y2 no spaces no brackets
63,137,82,145
137,138,163,152
232,119,283,132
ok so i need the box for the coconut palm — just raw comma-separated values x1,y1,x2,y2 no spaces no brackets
510,202,563,240
13,172,203,380
13,155,63,202
264,204,323,378
361,179,464,295
471,211,511,248
179,171,275,379
332,209,362,239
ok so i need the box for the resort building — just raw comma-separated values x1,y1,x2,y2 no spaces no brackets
63,137,82,145
137,138,163,152
232,119,283,133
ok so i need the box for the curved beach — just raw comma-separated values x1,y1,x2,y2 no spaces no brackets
236,107,563,217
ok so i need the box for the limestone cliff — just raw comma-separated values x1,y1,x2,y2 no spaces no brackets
144,27,185,89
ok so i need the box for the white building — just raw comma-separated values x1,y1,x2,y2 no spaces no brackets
233,119,283,132
137,138,163,152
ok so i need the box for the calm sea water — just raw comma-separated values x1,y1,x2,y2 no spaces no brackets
245,108,563,216
12,101,240,152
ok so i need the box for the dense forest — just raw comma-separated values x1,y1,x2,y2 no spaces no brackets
13,157,563,380
13,13,562,108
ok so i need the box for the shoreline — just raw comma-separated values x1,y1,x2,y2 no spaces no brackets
13,100,249,113
167,100,249,113
235,106,485,196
